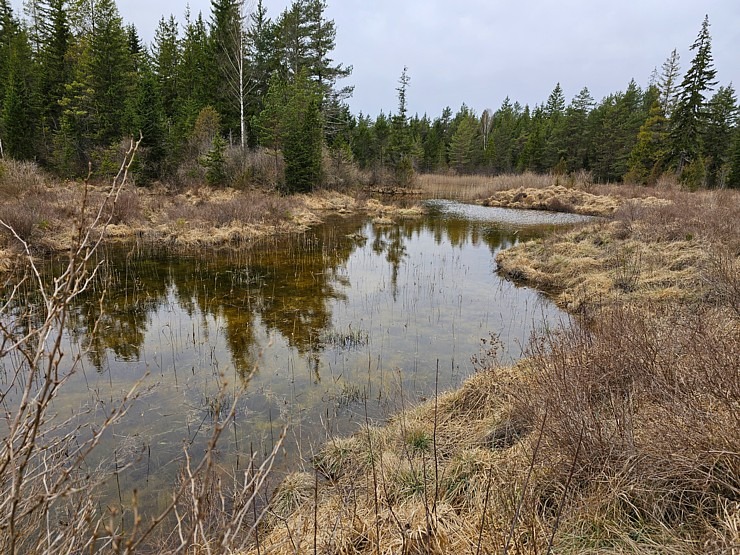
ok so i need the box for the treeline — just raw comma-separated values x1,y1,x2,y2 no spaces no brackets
357,16,740,189
0,0,350,191
1,1,739,190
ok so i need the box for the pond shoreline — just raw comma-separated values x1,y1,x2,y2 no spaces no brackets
0,187,424,272
249,186,739,554
4,179,737,553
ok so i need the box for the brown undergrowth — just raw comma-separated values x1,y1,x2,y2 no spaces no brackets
248,187,739,554
0,162,421,269
496,189,739,312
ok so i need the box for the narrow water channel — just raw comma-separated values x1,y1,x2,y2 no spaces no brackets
2,201,583,515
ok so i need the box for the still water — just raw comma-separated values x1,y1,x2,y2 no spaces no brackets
4,201,582,513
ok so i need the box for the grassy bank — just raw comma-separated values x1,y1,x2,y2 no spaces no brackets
0,159,422,270
2,162,737,553
248,185,739,554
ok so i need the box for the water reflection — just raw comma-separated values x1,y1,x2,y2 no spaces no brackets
2,202,570,514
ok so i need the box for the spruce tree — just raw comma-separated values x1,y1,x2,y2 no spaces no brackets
245,0,277,144
177,12,212,139
727,126,740,189
448,111,478,173
152,16,180,125
1,27,38,159
671,15,717,177
203,133,227,186
658,49,681,118
0,0,20,110
388,67,414,185
282,70,323,193
210,0,248,144
563,87,594,171
349,113,373,169
373,111,390,173
85,0,134,146
519,106,546,173
130,64,166,182
38,0,72,135
488,97,518,173
256,73,288,156
704,85,738,187
543,83,567,169
625,100,670,185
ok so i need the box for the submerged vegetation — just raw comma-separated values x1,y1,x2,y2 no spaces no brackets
250,186,739,555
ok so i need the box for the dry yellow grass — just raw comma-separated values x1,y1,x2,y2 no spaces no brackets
496,189,739,312
246,187,739,555
415,171,556,201
247,366,535,555
0,180,423,269
480,185,673,217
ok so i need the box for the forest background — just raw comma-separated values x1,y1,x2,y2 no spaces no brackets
0,0,739,192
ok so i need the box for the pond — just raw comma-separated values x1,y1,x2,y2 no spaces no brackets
2,200,584,517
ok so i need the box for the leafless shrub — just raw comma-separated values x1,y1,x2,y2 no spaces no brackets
224,146,284,190
0,159,49,198
703,245,740,318
164,191,293,229
515,302,739,547
94,188,142,225
1,140,280,553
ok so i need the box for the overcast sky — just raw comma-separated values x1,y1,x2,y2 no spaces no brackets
12,0,740,117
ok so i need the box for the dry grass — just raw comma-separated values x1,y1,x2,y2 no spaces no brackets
418,172,677,217
0,160,422,266
496,189,739,312
415,170,602,201
248,186,739,554
481,185,625,216
249,297,738,554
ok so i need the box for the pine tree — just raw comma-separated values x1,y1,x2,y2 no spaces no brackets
1,26,38,159
625,100,670,185
273,0,351,145
658,48,681,118
671,15,718,177
704,85,738,187
302,0,352,111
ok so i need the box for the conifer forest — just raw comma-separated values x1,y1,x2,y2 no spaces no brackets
0,0,738,190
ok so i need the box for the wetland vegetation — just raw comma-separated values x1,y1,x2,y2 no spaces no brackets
2,153,737,553
1,0,738,553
